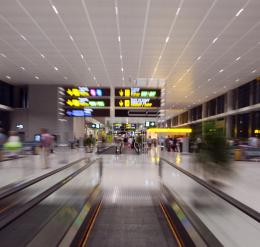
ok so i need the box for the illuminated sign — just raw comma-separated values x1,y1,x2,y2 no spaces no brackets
145,121,156,128
64,87,110,97
115,88,160,98
115,98,160,108
255,129,260,134
65,98,110,108
65,108,110,117
147,128,192,133
115,109,160,117
113,123,136,130
90,123,100,129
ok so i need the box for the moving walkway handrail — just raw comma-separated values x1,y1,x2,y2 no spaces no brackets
160,157,260,223
0,157,88,201
0,158,101,230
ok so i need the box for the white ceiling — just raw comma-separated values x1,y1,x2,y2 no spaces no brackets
0,0,259,118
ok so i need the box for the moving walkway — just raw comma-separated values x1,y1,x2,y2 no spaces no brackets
0,156,259,247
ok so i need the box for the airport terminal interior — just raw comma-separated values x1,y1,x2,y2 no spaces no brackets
0,0,260,246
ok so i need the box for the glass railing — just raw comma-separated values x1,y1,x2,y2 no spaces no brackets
159,158,260,247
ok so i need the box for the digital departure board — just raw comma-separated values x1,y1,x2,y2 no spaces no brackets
115,98,161,108
64,87,110,97
115,88,161,98
65,98,110,108
65,108,110,117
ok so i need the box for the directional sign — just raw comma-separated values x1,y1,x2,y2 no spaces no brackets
65,98,110,108
115,88,160,98
64,87,110,97
115,98,161,108
65,108,110,117
115,109,160,117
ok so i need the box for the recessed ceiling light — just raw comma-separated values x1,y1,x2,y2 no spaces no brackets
54,66,59,71
93,76,96,80
121,68,124,72
6,75,11,80
69,35,74,41
115,6,118,15
64,76,68,80
52,5,59,15
193,102,196,105
235,78,240,82
185,96,188,98
252,69,256,73
120,55,122,59
20,35,26,40
118,36,121,42
20,67,25,70
219,69,224,73
197,56,201,60
212,37,218,44
165,36,170,43
159,55,162,60
208,78,211,82
0,53,7,58
235,56,241,61
236,8,244,17
35,76,39,80
40,54,45,58
81,54,84,59
88,67,91,71
176,7,181,16
213,91,217,94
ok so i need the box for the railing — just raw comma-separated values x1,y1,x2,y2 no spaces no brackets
159,157,260,247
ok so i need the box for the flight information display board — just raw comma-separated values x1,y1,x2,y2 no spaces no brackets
115,98,160,108
64,87,110,97
115,88,160,98
65,98,110,108
65,108,110,117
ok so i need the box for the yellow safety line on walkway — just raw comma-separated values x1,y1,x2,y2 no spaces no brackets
160,202,184,247
80,200,103,247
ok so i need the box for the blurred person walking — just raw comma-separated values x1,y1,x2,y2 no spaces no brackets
4,131,22,158
40,128,53,169
0,128,7,161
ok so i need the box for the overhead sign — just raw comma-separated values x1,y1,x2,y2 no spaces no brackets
64,87,110,97
65,108,110,117
115,88,160,98
145,121,156,128
113,123,136,130
90,123,100,129
115,98,161,108
115,109,160,117
65,98,110,108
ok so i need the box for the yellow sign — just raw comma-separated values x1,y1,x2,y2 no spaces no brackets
147,128,192,133
125,89,130,97
66,99,105,107
254,129,260,134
